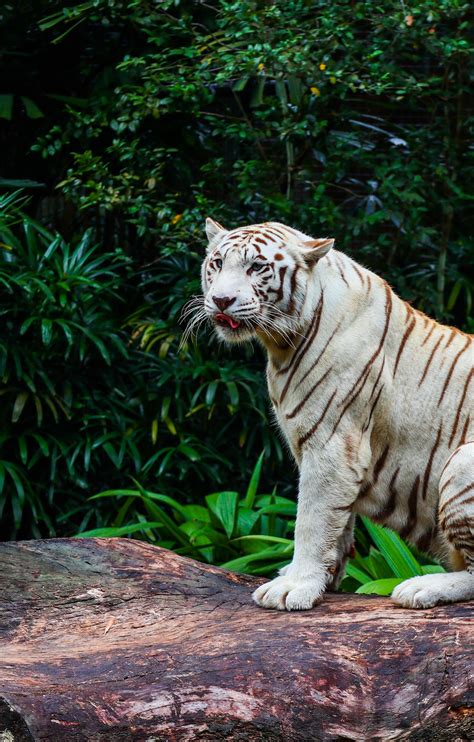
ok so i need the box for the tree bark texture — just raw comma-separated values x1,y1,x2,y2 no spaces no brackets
0,538,472,741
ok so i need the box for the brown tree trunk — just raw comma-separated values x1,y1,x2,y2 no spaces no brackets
0,538,472,741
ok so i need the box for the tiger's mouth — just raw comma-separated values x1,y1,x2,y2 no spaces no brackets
214,313,241,330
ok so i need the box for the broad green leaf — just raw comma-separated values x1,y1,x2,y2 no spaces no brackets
181,504,211,523
179,444,200,461
21,96,44,119
256,503,297,517
235,506,260,537
161,397,171,421
90,488,186,516
345,563,373,585
103,442,119,467
164,417,177,436
41,319,53,346
12,392,29,423
226,381,239,406
32,434,49,457
365,547,395,579
113,496,134,528
206,491,236,516
141,498,191,549
232,77,249,92
179,521,228,547
20,317,36,335
232,535,294,546
214,491,238,539
205,380,218,406
361,517,422,578
33,396,43,426
356,578,403,596
221,544,293,572
76,521,161,538
18,435,28,466
55,320,74,345
255,494,294,507
0,94,13,120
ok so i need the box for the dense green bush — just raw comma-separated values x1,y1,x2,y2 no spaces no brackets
0,193,283,539
27,0,474,325
0,1,472,549
0,191,132,536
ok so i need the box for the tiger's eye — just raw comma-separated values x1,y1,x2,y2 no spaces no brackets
250,262,264,272
215,258,222,269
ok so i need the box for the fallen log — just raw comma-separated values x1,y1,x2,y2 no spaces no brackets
0,538,472,741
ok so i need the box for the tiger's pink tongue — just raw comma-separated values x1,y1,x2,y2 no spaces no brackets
215,313,240,330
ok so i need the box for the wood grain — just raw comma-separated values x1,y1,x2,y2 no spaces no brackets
0,538,472,741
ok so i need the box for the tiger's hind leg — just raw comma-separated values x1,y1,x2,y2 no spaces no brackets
326,513,356,591
392,442,474,609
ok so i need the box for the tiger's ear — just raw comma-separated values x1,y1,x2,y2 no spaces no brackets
205,217,226,244
300,238,334,264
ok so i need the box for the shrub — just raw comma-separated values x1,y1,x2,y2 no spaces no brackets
0,191,134,536
0,193,284,538
26,0,474,327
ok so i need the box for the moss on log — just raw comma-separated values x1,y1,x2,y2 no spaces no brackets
0,538,472,741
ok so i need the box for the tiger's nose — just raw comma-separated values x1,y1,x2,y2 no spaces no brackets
213,295,236,311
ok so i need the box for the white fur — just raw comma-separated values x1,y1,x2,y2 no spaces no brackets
392,572,474,608
198,220,474,611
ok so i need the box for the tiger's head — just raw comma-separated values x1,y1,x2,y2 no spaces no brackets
196,218,334,346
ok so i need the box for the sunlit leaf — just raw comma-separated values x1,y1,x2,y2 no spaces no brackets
76,521,162,538
356,578,403,596
12,392,29,423
361,517,422,578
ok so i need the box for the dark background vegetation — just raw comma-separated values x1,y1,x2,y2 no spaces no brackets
0,1,472,557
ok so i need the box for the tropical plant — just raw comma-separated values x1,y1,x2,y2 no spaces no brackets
0,193,285,539
0,191,134,536
78,453,296,576
340,517,446,596
25,0,474,329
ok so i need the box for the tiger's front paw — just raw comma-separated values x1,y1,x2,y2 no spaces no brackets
252,573,325,611
391,572,474,608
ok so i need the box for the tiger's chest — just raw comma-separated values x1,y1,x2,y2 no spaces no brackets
267,364,334,464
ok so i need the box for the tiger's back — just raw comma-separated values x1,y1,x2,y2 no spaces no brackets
265,244,472,567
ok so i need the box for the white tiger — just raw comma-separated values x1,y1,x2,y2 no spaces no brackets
194,218,474,610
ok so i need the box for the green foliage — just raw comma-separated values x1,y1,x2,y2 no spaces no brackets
0,192,133,535
20,0,473,327
0,194,282,539
340,517,445,596
78,454,296,576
